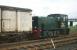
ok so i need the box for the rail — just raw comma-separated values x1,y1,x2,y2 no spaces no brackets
0,35,77,50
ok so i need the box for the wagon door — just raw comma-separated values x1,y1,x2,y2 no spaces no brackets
2,10,16,32
17,11,32,32
0,8,1,32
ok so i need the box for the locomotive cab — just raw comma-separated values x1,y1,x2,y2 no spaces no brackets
48,14,69,35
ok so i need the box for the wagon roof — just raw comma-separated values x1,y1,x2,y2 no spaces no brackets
0,5,32,12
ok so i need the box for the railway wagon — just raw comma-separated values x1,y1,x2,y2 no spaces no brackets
32,14,69,39
0,5,32,42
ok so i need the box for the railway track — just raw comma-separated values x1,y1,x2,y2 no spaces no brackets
0,34,77,50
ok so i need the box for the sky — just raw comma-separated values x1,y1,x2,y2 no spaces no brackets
0,0,77,18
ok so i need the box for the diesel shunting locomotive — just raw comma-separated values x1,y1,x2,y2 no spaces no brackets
32,14,69,39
